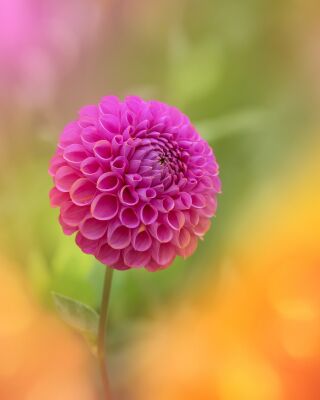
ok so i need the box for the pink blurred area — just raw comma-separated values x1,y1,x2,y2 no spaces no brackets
0,256,100,400
0,0,104,107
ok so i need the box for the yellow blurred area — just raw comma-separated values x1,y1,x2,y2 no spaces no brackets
0,258,98,400
132,140,320,400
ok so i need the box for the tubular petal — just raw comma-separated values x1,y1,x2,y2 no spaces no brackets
91,193,119,220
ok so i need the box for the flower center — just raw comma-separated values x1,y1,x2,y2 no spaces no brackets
158,154,167,166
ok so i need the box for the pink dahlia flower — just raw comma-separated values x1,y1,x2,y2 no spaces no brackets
49,96,221,271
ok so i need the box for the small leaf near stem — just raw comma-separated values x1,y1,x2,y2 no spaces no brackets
98,266,114,399
52,292,99,339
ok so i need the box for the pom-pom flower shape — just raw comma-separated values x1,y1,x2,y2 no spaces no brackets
49,96,221,271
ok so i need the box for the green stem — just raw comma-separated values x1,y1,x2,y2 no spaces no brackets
97,267,113,399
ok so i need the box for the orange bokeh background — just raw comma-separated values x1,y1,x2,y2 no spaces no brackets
131,141,320,400
0,257,99,400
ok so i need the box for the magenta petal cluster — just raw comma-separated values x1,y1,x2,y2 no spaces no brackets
49,96,221,271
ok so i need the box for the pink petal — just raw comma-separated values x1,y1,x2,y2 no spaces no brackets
123,247,150,268
132,229,152,251
96,243,121,265
70,178,96,206
54,165,79,192
137,188,157,202
152,196,175,213
80,157,103,181
200,196,218,218
152,242,176,266
211,176,222,193
186,208,200,227
175,192,192,210
125,174,142,187
78,105,98,119
93,140,112,164
194,218,211,237
58,122,82,149
79,217,108,240
111,156,127,174
48,156,65,177
191,193,207,209
97,172,122,193
173,228,191,249
120,208,140,229
107,222,131,250
111,135,124,154
75,232,99,254
119,185,139,206
61,202,89,226
165,210,185,231
177,235,198,258
49,187,70,208
63,144,88,166
59,214,77,235
140,204,158,225
100,114,120,134
111,254,131,270
81,126,104,149
99,96,121,115
91,193,119,221
151,223,173,243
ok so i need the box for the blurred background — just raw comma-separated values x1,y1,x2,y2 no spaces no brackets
0,0,319,399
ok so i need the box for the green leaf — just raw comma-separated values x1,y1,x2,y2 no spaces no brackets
52,292,99,340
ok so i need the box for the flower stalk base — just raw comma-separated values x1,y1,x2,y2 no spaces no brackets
97,267,113,399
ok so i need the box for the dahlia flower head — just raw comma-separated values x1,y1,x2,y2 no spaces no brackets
49,96,221,271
